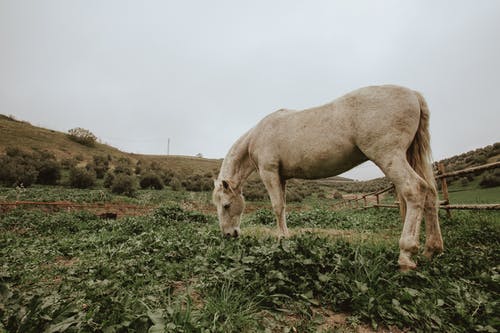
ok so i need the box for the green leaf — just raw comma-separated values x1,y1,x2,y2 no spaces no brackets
147,309,165,325
149,324,166,333
318,273,330,282
44,315,80,333
242,256,256,264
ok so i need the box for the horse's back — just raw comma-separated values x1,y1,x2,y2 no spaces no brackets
249,85,422,179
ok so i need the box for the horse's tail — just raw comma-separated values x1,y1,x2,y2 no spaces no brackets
398,91,437,219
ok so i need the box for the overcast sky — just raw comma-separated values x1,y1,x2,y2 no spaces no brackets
1,1,499,180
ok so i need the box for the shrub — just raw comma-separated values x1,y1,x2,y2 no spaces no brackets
460,177,469,187
183,174,213,192
333,191,343,200
67,128,97,147
69,167,96,189
0,150,39,187
479,171,500,188
113,157,133,175
244,187,267,201
134,160,143,175
169,177,183,191
61,158,78,169
111,174,137,197
162,170,176,184
103,172,115,188
91,155,109,179
36,159,61,185
139,173,164,190
286,188,305,202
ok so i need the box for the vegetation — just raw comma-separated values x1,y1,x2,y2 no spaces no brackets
0,148,61,187
0,204,498,332
0,114,222,179
110,174,138,197
438,143,500,173
68,167,96,189
139,173,164,190
67,128,98,147
479,170,500,188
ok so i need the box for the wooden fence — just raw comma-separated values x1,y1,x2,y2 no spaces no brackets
331,161,500,215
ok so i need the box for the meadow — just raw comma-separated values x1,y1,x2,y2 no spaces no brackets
1,187,499,332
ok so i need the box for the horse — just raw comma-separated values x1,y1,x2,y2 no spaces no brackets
212,85,443,270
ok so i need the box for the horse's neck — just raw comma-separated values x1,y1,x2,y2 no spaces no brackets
220,131,255,187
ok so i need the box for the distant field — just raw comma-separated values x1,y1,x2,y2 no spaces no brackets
446,187,500,204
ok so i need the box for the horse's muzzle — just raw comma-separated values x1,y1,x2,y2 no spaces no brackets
224,229,239,238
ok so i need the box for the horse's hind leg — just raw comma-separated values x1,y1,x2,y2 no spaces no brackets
376,154,428,271
423,188,443,258
259,167,289,237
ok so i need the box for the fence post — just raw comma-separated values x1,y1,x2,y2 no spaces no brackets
438,162,451,218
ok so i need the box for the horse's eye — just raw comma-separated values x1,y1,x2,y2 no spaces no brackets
223,203,231,209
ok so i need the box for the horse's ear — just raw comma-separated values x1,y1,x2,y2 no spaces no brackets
222,180,229,190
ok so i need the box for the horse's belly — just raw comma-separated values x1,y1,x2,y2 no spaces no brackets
280,145,368,180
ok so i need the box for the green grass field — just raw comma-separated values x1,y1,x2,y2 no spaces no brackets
446,187,500,204
1,188,499,332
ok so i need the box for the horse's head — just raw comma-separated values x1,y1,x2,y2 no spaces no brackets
212,179,245,238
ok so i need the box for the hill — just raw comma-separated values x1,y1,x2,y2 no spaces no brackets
0,114,221,177
436,143,500,172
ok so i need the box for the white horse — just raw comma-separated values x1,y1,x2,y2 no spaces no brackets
213,85,443,270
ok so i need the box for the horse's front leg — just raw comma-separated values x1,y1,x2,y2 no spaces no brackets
259,168,289,237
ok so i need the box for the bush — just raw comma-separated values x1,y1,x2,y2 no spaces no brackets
90,155,109,179
111,174,137,197
479,171,500,188
286,188,305,202
113,157,133,175
67,128,97,147
103,172,115,188
244,187,267,201
139,173,164,190
69,167,96,189
333,191,343,200
182,174,213,192
0,149,39,187
169,177,183,191
36,159,61,185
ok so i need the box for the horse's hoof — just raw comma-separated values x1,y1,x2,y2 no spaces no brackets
423,247,443,260
398,256,417,272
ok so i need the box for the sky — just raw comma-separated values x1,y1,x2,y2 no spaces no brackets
0,1,499,180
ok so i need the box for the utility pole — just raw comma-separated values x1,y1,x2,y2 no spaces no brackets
167,138,170,155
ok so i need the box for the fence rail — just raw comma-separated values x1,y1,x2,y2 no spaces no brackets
331,161,500,214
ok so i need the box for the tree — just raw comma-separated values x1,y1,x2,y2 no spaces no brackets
67,128,97,147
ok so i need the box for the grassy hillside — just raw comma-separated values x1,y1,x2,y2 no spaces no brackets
0,114,221,177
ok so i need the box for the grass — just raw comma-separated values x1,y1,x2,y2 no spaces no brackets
1,202,498,332
446,187,500,204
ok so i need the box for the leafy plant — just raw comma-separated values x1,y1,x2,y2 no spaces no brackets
68,167,96,189
67,127,97,147
110,174,137,197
